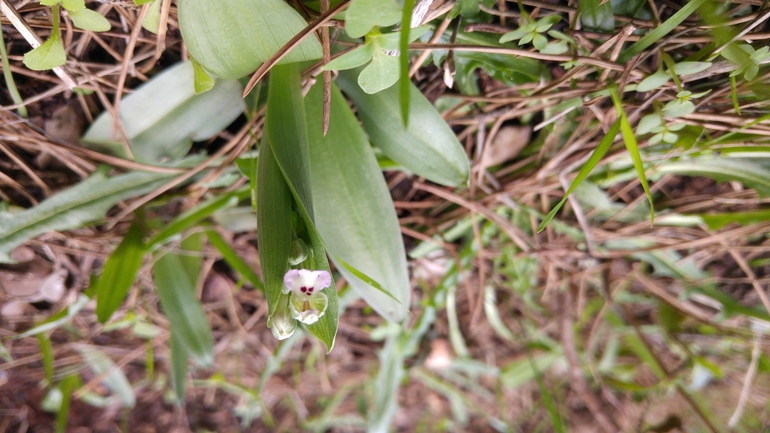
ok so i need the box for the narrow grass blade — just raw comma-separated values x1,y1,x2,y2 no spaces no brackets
619,113,655,224
96,223,146,323
538,119,621,231
147,187,249,248
618,0,708,63
16,295,90,338
399,0,416,126
152,252,214,366
55,375,78,433
0,28,27,117
206,229,264,292
37,333,55,385
528,354,566,433
170,331,188,405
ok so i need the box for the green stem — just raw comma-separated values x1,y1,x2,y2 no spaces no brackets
0,26,28,117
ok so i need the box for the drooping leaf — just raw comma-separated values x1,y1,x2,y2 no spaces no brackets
337,69,470,187
152,251,214,366
82,61,244,164
305,81,410,322
0,166,173,263
358,50,400,94
178,0,322,79
619,113,655,223
265,64,338,350
580,0,614,32
256,140,293,320
95,223,146,323
68,7,111,32
538,119,622,231
345,0,402,39
23,5,66,71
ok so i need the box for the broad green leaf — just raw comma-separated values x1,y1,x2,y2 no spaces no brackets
672,61,711,76
256,141,292,319
697,209,770,230
265,64,338,350
178,231,204,284
337,69,470,186
358,50,400,94
657,157,770,197
662,100,695,118
0,166,172,263
619,113,655,223
153,252,214,366
169,331,188,405
345,0,402,39
61,0,85,10
206,229,264,292
178,0,322,79
538,119,622,231
636,114,662,134
77,346,136,407
23,6,66,71
580,0,614,32
322,43,375,71
147,187,250,248
68,8,111,32
636,70,670,92
618,0,708,63
95,223,146,323
140,0,161,34
305,81,410,322
82,61,244,164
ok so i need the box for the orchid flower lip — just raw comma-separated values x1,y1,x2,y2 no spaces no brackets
283,269,332,297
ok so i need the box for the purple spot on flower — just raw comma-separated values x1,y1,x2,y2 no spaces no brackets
300,286,307,293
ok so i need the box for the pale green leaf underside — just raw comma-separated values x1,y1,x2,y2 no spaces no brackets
337,69,470,187
81,61,244,164
23,33,65,71
69,8,111,32
306,81,410,322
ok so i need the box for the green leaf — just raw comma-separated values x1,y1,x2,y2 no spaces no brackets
337,69,470,187
322,43,375,71
206,229,265,292
0,166,173,263
618,0,708,63
190,55,215,94
153,252,214,366
38,334,55,384
657,157,770,198
15,295,90,338
538,119,621,232
672,61,711,76
23,5,66,71
697,209,770,230
662,99,695,118
265,64,338,350
140,0,161,34
636,70,670,92
68,7,111,32
95,223,146,323
178,0,322,79
82,61,244,163
374,25,432,51
358,50,400,94
619,113,655,223
147,188,250,248
169,332,188,405
399,0,415,126
78,346,136,407
636,114,662,135
61,0,85,10
580,0,614,32
134,0,154,5
345,0,402,39
305,81,410,322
